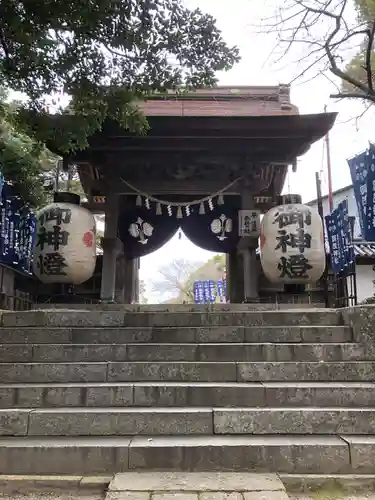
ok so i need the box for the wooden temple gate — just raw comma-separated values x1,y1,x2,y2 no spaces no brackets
48,86,336,304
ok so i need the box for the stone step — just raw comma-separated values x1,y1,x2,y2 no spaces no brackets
1,309,342,328
107,472,288,495
0,407,213,437
37,303,327,311
0,434,367,474
2,407,375,437
0,343,366,363
0,382,374,408
0,361,374,383
0,325,352,344
213,407,375,435
121,311,342,327
261,382,375,407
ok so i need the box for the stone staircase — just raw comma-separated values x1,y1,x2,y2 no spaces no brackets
0,307,374,475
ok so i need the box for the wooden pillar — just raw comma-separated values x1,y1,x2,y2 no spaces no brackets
100,194,120,302
238,184,259,302
242,249,258,300
114,253,125,304
123,258,138,303
225,253,231,302
134,258,140,303
227,250,244,303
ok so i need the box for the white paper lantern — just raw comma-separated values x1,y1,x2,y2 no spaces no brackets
33,201,96,284
260,203,325,284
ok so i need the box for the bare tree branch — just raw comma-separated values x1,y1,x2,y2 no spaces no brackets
152,259,203,302
152,255,226,303
336,101,373,128
321,0,372,96
256,0,375,107
365,21,375,91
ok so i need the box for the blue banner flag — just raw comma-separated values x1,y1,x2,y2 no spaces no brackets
348,145,375,241
0,179,36,274
340,199,355,265
325,199,354,275
365,147,375,241
203,280,216,303
326,213,342,274
194,280,205,304
348,150,368,237
194,279,227,304
217,279,227,302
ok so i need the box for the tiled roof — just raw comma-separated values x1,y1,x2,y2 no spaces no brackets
324,240,375,258
139,99,298,117
138,85,298,117
255,241,375,259
352,241,375,258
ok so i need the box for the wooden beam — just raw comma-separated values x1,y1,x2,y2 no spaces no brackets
88,176,280,196
81,202,106,213
77,136,316,152
95,113,337,138
89,179,244,195
74,145,309,167
48,113,337,158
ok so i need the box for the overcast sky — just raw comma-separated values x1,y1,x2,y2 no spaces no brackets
138,0,373,301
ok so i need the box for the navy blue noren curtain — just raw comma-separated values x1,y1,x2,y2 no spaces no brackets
118,203,180,259
118,197,241,258
181,200,240,253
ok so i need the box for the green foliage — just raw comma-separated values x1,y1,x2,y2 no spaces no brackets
342,43,375,94
342,0,375,94
0,2,238,199
355,0,375,21
0,0,240,152
0,88,59,206
190,254,226,283
0,88,88,206
310,483,345,500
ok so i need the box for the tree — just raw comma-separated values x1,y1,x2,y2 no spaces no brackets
261,0,375,105
0,87,58,205
153,255,226,303
0,87,87,206
0,1,239,153
153,259,204,303
43,163,86,201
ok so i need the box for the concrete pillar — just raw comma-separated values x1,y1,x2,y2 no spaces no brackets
100,195,120,302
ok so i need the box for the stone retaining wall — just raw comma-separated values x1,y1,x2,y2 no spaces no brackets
341,305,375,350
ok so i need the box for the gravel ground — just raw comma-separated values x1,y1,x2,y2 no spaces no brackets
2,493,375,500
0,495,104,500
290,495,375,499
